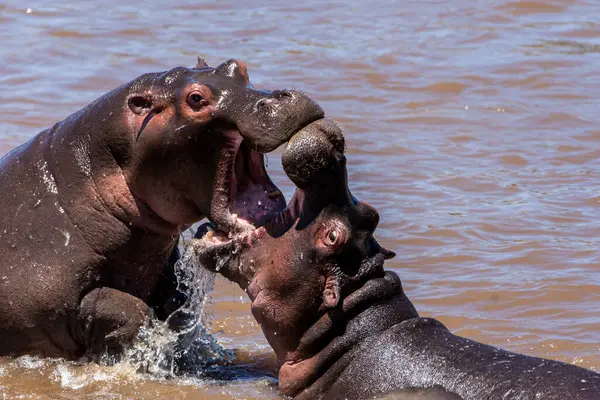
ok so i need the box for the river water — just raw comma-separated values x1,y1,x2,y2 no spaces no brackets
0,0,599,399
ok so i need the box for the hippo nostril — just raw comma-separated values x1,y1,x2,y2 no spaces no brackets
272,89,294,100
255,98,276,111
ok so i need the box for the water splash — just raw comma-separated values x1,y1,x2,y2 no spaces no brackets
121,242,235,377
0,242,241,396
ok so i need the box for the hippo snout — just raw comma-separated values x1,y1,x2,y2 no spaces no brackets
282,118,345,190
254,90,296,112
254,97,274,110
236,89,324,153
203,59,324,154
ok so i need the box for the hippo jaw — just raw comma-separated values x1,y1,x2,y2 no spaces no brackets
204,129,315,237
193,184,310,285
199,60,324,235
196,117,347,258
193,117,353,278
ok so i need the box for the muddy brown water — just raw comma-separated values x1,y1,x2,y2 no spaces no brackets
1,0,599,399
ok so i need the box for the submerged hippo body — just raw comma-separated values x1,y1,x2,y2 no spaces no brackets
0,58,323,358
192,119,600,399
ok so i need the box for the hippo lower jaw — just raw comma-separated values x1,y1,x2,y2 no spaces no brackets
193,184,308,280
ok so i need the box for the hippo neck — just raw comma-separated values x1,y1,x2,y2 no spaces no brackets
278,270,419,398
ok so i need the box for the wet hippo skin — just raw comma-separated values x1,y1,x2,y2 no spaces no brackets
0,58,323,358
192,118,600,399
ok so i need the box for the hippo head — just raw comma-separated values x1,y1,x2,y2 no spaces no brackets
190,119,395,357
122,58,324,234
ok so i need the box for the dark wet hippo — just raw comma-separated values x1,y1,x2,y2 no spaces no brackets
0,58,323,358
191,118,600,399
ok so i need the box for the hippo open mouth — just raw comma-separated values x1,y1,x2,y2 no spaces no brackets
208,126,309,239
199,153,305,250
196,117,347,264
228,137,287,227
201,72,323,236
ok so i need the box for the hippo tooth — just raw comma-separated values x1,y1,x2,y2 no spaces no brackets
205,230,214,242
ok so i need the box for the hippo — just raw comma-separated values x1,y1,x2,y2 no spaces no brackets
189,118,600,399
0,58,323,358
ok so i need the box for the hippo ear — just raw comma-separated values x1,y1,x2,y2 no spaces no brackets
381,247,396,260
370,237,396,260
128,94,153,115
323,276,341,309
128,94,163,141
195,56,209,69
213,59,250,84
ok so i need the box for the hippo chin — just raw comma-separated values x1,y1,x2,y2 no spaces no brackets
0,57,323,358
192,119,600,399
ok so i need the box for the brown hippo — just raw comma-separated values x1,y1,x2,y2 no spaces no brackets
190,118,600,399
0,58,323,359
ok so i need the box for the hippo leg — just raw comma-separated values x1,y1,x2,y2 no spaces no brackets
76,288,150,357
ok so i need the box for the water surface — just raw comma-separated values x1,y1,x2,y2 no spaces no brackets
1,0,599,398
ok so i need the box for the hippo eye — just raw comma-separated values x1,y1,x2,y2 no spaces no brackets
326,230,339,246
187,92,206,109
